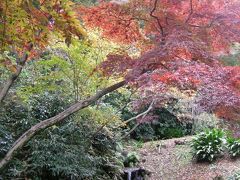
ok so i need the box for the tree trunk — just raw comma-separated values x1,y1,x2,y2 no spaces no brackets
0,80,125,169
0,67,23,103
0,51,30,103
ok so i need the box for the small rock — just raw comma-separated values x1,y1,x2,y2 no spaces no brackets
174,140,186,145
141,151,148,156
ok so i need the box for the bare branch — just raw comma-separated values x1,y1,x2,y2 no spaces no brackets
121,100,155,139
150,0,165,39
116,88,137,113
122,123,140,139
124,100,155,124
0,46,32,104
188,16,222,29
185,0,193,23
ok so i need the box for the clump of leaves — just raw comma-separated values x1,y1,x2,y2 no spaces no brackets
227,137,240,158
191,129,225,162
124,151,140,167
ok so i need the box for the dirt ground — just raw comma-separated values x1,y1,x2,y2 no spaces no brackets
127,136,240,180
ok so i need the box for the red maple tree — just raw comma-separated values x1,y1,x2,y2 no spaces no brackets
79,0,240,120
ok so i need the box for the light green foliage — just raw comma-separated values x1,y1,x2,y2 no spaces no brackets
0,0,86,53
221,43,240,66
17,31,121,102
0,31,125,178
221,54,240,66
191,129,225,162
71,0,98,6
227,137,240,158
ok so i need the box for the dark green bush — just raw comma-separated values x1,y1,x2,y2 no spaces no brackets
0,94,124,180
123,151,140,167
191,129,224,162
103,92,191,141
227,137,240,158
130,108,190,141
1,120,123,179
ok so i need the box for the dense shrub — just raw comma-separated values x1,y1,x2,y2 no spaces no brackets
26,120,123,179
104,92,191,141
123,151,140,167
191,129,225,162
127,108,190,141
1,120,123,179
0,93,124,179
227,137,240,158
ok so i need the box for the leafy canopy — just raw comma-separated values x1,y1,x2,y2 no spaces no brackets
79,0,240,120
0,0,86,72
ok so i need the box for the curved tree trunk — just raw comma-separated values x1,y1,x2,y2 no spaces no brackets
0,50,31,103
0,80,126,169
0,66,24,103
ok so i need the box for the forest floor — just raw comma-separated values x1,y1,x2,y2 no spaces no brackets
126,136,240,180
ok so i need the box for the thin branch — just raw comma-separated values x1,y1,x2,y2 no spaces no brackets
124,100,155,124
86,122,108,151
185,0,193,23
1,0,8,49
0,45,33,104
90,123,107,140
116,88,137,114
150,0,164,38
121,123,140,139
121,100,155,139
188,16,222,29
165,16,169,25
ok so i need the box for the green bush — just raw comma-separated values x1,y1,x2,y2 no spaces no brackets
0,94,124,180
191,129,225,162
130,108,190,141
227,137,240,158
123,151,140,167
162,127,184,138
103,92,190,141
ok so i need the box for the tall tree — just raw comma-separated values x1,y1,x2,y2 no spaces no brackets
80,0,240,119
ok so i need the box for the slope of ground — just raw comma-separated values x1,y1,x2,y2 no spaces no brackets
126,136,240,180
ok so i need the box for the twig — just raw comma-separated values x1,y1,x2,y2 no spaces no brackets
1,0,8,49
188,16,222,28
121,100,155,139
150,0,164,39
116,89,137,114
124,100,155,124
185,0,193,23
